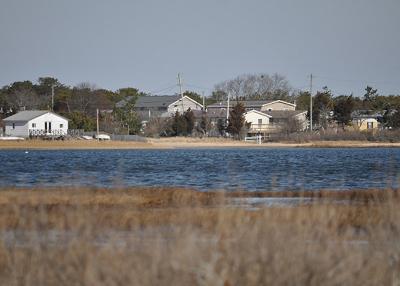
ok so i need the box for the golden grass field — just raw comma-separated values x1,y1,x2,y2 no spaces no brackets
1,137,400,150
0,187,399,285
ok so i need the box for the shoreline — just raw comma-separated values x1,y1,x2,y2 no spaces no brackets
1,138,400,150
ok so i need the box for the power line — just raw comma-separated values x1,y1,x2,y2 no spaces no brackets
185,83,214,91
315,75,399,87
148,83,177,95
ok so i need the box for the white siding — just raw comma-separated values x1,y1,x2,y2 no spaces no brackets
167,97,203,114
294,112,308,130
29,113,68,135
5,122,29,137
245,111,270,126
4,112,68,138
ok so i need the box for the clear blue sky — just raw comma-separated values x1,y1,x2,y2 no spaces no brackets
1,0,399,97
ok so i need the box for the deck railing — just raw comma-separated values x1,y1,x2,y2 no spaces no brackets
247,124,282,133
29,129,66,137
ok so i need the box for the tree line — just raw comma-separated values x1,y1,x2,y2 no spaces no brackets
1,75,400,136
0,77,145,134
296,86,400,130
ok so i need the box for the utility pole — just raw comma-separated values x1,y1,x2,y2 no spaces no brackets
177,73,184,113
51,85,55,112
309,74,313,132
202,92,205,111
96,108,99,140
226,92,230,121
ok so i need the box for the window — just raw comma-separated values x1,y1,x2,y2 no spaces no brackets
12,123,15,129
60,124,64,128
32,123,36,128
367,122,374,129
258,118,262,126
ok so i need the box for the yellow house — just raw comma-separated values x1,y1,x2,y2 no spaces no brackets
352,115,379,131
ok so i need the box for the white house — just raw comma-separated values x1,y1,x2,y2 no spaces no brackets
3,110,69,138
244,110,273,133
245,109,308,135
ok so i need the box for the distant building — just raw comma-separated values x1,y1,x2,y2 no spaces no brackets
260,100,296,112
207,99,296,113
245,110,307,135
352,113,381,131
116,95,203,122
3,110,68,138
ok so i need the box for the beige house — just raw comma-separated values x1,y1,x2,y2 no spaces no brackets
260,100,296,112
208,99,296,112
352,115,379,131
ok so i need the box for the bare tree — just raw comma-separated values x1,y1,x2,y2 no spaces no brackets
143,118,169,137
5,81,40,111
281,116,302,135
67,83,96,115
213,73,292,101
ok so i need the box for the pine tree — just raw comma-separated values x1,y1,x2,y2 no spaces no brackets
226,102,246,139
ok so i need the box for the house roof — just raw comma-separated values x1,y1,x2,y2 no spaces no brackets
116,95,181,109
192,109,227,119
262,100,296,108
263,110,306,119
3,110,68,122
135,95,182,108
351,110,382,119
244,109,272,118
207,100,272,109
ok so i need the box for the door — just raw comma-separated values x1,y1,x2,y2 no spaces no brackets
45,122,52,133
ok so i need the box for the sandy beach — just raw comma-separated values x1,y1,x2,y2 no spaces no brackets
1,137,400,150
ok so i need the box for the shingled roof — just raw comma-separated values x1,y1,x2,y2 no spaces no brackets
116,95,181,109
3,111,68,122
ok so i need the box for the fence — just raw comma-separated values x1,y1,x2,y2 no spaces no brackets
110,134,147,142
29,129,66,137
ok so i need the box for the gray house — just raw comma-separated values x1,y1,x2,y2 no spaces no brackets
116,95,203,122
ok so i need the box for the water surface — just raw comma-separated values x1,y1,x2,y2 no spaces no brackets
0,148,399,191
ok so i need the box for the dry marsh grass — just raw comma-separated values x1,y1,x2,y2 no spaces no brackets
0,187,399,285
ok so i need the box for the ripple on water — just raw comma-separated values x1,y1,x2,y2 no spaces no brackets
0,148,399,191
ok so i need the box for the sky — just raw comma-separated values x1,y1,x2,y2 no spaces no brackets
0,0,399,97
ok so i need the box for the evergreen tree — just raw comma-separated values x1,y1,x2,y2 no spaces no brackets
184,108,195,135
333,95,355,128
226,102,246,139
